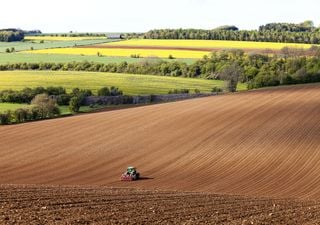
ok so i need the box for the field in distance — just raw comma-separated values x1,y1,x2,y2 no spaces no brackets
0,71,236,95
24,36,108,41
25,47,209,59
100,39,315,50
0,39,115,53
0,53,195,64
25,39,316,59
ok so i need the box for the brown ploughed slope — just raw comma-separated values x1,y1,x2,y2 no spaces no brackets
0,84,320,199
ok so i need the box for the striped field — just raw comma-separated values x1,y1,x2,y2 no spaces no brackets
0,71,242,95
25,47,209,59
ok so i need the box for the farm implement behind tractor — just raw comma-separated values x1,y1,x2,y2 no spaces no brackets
121,166,140,181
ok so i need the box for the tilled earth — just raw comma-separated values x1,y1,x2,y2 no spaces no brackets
1,185,320,225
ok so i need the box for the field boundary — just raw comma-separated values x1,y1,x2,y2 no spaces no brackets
83,93,219,105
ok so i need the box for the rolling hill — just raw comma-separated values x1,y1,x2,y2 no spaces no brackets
0,84,319,200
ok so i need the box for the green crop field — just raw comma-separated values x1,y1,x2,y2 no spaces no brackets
0,39,118,53
0,71,246,95
0,103,30,112
0,53,196,64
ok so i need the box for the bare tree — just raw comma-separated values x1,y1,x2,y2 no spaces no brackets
31,94,60,118
219,63,243,92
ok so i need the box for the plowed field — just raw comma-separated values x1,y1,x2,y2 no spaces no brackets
1,84,320,224
1,185,320,225
1,84,320,198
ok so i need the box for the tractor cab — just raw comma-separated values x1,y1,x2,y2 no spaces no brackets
126,167,137,175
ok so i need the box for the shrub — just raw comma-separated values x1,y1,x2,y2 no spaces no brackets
130,54,140,58
46,86,66,95
219,63,242,92
0,111,11,125
110,86,123,96
14,108,29,123
212,87,223,93
168,89,190,94
69,96,83,113
31,94,60,118
97,87,110,96
56,94,71,106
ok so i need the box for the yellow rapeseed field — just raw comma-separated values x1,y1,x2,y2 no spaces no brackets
25,36,107,41
100,39,314,50
26,48,209,59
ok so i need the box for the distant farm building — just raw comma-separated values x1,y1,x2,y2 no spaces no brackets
107,34,123,39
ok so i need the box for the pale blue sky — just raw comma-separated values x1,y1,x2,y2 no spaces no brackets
1,0,319,32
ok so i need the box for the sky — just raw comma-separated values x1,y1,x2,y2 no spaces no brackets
1,0,319,33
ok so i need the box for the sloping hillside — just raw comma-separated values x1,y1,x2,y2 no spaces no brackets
1,84,319,199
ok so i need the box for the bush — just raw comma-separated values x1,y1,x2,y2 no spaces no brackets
31,94,60,118
29,106,42,120
110,86,123,96
168,89,190,94
97,87,110,96
0,111,11,125
212,87,223,93
219,63,242,92
14,108,28,123
71,88,93,98
46,86,66,95
56,94,71,106
69,96,83,113
0,86,67,104
130,54,140,58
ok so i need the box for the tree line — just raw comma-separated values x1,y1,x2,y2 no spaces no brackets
126,29,320,44
0,86,124,125
0,29,25,42
259,21,318,32
0,94,60,125
124,21,320,44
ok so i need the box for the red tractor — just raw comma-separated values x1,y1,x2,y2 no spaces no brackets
121,166,140,181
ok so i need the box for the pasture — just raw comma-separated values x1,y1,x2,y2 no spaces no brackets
24,36,108,41
0,103,30,112
0,53,195,64
0,39,116,53
0,71,237,95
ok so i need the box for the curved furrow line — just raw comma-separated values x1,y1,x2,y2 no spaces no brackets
0,84,320,199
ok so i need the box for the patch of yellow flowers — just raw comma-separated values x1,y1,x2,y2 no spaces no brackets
101,39,313,50
26,48,209,59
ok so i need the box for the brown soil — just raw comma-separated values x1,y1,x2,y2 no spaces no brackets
1,84,320,200
77,45,281,54
1,185,320,225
